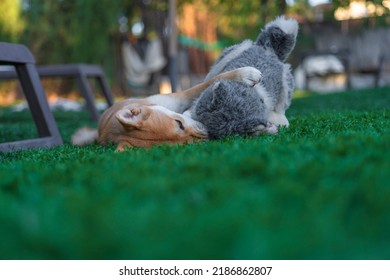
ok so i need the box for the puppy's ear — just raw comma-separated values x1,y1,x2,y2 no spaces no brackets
115,106,151,129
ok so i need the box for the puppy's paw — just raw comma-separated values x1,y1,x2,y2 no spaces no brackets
238,66,262,87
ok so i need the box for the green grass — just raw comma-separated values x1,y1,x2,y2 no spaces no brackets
1,87,390,259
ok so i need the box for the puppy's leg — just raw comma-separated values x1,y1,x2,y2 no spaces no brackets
164,66,262,113
188,66,263,94
147,67,262,113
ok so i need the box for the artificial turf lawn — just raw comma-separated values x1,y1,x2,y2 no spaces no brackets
0,87,389,259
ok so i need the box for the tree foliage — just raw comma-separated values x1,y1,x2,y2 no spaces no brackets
333,0,390,11
0,0,313,66
177,0,290,43
0,0,24,42
21,0,122,66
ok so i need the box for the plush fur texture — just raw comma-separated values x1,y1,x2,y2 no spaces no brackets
192,16,298,139
192,80,269,139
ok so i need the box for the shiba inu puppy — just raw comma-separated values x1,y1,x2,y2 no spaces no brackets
72,66,262,151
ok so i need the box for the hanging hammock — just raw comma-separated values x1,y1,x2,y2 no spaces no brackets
122,38,167,87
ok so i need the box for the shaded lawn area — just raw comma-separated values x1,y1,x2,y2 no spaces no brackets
0,87,389,259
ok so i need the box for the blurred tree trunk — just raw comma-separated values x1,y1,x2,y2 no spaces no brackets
280,0,287,14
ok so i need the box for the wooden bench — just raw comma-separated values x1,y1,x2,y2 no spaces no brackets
0,42,63,152
0,63,114,121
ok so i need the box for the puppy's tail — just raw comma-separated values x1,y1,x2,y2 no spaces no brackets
255,16,298,62
71,127,98,146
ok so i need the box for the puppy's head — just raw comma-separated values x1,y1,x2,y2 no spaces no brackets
114,104,207,150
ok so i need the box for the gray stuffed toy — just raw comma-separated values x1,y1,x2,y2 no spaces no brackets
192,79,272,139
191,16,298,139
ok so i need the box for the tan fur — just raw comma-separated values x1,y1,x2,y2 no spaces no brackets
71,67,262,151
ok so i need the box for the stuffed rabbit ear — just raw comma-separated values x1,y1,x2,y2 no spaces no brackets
211,81,226,107
115,106,151,129
212,80,230,92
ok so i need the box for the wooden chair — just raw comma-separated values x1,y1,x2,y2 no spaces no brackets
37,64,114,121
0,64,114,121
0,42,63,152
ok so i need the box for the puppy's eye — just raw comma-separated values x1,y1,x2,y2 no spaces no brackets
175,119,185,130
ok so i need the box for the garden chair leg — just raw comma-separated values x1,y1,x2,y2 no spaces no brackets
0,42,63,152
